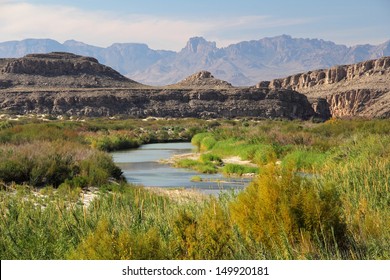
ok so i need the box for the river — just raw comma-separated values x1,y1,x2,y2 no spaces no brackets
111,142,251,195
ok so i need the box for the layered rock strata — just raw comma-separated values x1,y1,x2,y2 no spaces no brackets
0,52,140,88
0,52,322,120
256,57,390,118
0,88,316,119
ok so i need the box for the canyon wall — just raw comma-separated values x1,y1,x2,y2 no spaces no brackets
256,57,390,118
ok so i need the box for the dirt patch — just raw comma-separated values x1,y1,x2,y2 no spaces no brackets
222,156,257,167
81,187,99,207
159,152,200,164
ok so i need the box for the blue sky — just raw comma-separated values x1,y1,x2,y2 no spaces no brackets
1,0,389,50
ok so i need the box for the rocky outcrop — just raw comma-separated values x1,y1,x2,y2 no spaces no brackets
170,71,233,89
256,57,390,118
0,52,140,88
257,57,390,91
0,88,316,119
327,89,390,118
0,52,324,120
307,98,331,120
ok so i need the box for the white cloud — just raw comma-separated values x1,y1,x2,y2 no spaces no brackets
0,2,312,50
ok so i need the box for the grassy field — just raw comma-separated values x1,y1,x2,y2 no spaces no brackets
0,117,389,259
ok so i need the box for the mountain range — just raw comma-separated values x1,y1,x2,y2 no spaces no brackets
1,35,389,86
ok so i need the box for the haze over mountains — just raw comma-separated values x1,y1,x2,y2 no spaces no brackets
0,35,389,86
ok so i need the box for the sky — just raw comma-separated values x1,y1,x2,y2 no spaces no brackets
0,0,389,50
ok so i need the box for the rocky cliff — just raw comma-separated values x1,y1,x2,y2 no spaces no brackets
169,71,233,89
0,53,320,120
0,52,141,89
0,88,316,119
256,57,390,118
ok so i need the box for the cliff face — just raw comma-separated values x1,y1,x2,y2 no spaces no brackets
256,57,390,118
328,89,390,118
0,88,316,119
0,53,320,120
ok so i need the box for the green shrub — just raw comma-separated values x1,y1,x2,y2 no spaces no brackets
175,158,218,174
68,219,165,260
230,165,347,258
191,133,211,150
173,199,233,259
175,159,198,169
282,149,327,172
191,133,217,151
90,135,140,151
253,144,277,165
222,164,258,176
200,136,217,151
200,153,222,165
0,141,122,187
196,163,218,174
56,183,82,202
0,121,13,130
190,176,202,182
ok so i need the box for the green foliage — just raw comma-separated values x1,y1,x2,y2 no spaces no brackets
0,141,122,187
175,158,218,174
222,164,258,176
200,153,222,165
0,121,13,130
56,184,82,202
0,123,82,145
321,135,390,258
0,193,86,259
230,165,347,258
174,199,233,259
89,135,140,151
190,175,202,182
175,158,198,169
1,118,390,260
196,163,218,174
282,149,328,172
200,136,217,151
68,220,165,260
191,132,212,151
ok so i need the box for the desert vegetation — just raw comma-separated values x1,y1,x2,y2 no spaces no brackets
0,117,389,259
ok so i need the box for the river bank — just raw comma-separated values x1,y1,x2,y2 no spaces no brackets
110,142,252,194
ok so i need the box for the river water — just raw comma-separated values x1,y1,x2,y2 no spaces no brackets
111,142,250,195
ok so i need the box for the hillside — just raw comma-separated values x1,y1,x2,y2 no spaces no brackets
1,35,389,86
169,71,233,89
0,52,141,89
0,52,319,120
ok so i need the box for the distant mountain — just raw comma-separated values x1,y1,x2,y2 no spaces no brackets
1,35,389,86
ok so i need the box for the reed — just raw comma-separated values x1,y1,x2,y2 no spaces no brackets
1,118,389,259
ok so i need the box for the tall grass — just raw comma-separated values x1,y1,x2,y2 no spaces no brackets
1,118,389,259
0,141,122,187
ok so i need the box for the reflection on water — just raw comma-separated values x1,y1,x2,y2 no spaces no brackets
111,142,251,194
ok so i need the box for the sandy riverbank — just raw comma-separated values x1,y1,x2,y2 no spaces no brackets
160,152,258,178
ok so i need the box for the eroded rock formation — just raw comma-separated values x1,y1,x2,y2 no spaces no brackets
0,88,317,119
171,71,233,89
0,52,140,88
0,53,320,120
256,57,390,118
